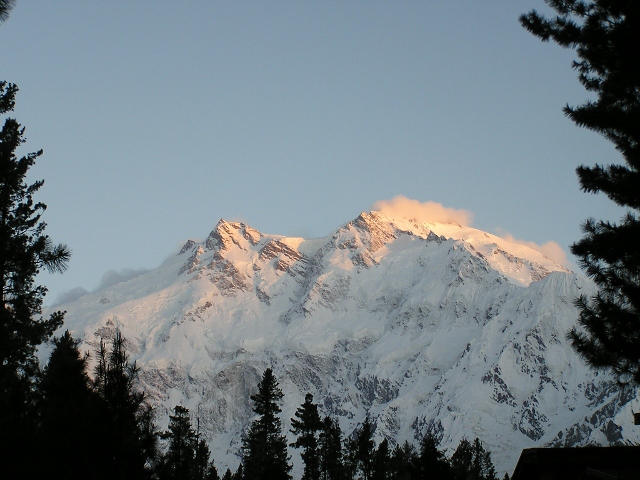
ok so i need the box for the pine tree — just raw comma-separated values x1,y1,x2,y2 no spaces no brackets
139,402,160,475
94,329,157,479
389,442,416,480
222,468,233,480
372,438,391,480
206,460,220,480
414,432,452,480
291,393,322,480
318,416,345,480
242,368,291,480
344,437,359,480
0,81,71,478
233,464,244,480
451,439,473,480
470,439,497,480
354,417,376,480
451,438,497,480
159,405,198,480
0,0,15,23
37,330,105,479
521,1,640,384
194,438,213,480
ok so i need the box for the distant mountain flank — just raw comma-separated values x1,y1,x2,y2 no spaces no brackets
48,209,640,475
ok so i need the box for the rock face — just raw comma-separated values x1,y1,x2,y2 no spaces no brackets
50,211,640,475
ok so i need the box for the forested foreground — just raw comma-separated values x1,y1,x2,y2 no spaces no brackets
23,329,503,480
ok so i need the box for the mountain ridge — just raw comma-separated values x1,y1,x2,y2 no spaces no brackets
46,210,639,475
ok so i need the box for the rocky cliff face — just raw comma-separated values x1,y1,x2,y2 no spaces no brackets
50,211,640,475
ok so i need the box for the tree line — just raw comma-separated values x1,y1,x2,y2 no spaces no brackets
235,368,501,480
31,329,504,480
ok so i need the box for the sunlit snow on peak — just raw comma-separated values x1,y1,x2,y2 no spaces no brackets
370,196,571,276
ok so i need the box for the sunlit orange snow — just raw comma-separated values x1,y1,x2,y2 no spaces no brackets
372,196,569,268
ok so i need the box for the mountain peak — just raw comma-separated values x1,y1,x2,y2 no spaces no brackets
48,207,616,477
204,219,262,252
356,209,571,286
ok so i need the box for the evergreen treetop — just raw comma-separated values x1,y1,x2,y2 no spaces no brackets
415,432,452,480
451,438,497,480
318,416,344,480
0,0,15,23
159,405,198,480
0,80,70,479
37,331,103,479
354,417,376,480
291,393,322,480
0,81,70,380
243,368,291,480
371,438,390,480
521,1,640,383
93,329,156,479
389,442,416,480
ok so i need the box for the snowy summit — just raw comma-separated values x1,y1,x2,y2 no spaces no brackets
48,208,640,475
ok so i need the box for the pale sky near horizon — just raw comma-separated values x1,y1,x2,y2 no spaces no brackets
0,1,624,305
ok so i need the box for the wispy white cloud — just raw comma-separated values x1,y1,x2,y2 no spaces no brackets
50,268,151,307
97,268,149,290
495,228,569,267
372,195,474,226
372,196,570,268
51,286,89,306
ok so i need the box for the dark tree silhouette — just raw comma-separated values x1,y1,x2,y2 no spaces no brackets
372,438,390,480
354,417,376,480
318,416,345,480
221,468,233,480
0,0,15,23
233,463,244,480
414,432,452,480
291,393,323,480
205,457,220,480
242,368,291,480
344,437,358,480
0,81,70,479
470,438,497,480
194,438,214,480
159,405,198,480
451,439,473,480
37,331,104,479
451,438,497,480
94,330,157,479
389,442,416,480
521,1,640,384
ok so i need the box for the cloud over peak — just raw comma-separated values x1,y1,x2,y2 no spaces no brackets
371,196,474,226
495,229,570,268
370,196,570,268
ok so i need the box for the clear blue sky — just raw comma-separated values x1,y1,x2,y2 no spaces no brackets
0,1,623,305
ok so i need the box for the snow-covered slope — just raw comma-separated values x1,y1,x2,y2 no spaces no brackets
48,210,640,474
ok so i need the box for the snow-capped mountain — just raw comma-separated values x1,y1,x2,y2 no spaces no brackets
48,210,640,474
